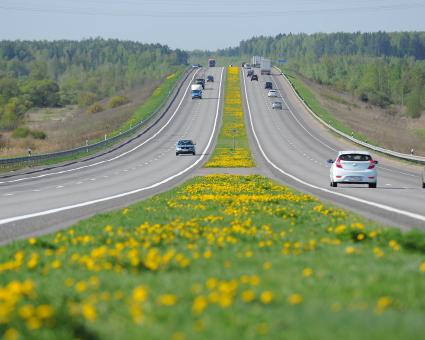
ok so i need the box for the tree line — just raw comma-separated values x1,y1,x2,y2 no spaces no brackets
0,39,188,130
215,31,425,117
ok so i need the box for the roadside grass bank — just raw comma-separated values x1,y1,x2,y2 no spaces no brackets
113,69,185,136
283,72,372,144
1,175,424,339
205,67,255,167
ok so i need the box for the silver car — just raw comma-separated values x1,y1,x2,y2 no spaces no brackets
267,90,278,97
176,139,196,156
272,101,282,109
327,151,378,188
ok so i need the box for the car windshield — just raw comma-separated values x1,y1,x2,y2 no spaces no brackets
339,154,372,161
178,140,193,145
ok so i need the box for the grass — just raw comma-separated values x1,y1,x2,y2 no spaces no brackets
415,128,425,143
111,69,184,136
205,67,255,167
0,174,424,339
284,72,374,145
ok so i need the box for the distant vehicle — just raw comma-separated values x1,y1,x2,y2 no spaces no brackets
208,58,216,67
272,101,282,110
327,151,378,188
247,70,254,77
195,78,205,89
252,56,262,68
265,81,272,89
267,89,277,97
260,58,271,75
191,84,203,99
251,74,258,81
192,64,202,68
176,139,196,156
207,75,214,82
243,63,252,69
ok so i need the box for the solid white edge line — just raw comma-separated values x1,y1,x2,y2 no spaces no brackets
0,70,200,185
242,69,425,224
0,68,224,225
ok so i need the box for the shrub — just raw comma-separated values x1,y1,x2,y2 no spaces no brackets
87,102,104,114
30,130,47,140
108,95,130,108
11,127,30,138
77,92,97,107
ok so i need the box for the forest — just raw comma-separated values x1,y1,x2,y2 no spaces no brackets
216,31,425,117
0,39,188,130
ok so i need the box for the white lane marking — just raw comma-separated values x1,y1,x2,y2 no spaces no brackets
3,193,13,196
275,73,420,178
242,70,425,224
32,189,41,192
0,68,224,226
0,70,201,185
56,185,64,189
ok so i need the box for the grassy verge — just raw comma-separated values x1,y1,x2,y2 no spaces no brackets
110,68,184,136
284,72,373,144
205,67,255,167
1,174,424,339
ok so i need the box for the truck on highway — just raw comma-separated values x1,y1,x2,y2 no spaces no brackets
191,84,203,99
208,58,216,67
252,56,262,68
260,58,271,75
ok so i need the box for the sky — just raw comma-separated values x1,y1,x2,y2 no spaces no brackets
0,0,425,51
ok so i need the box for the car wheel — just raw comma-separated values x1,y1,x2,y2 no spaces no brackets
369,183,377,188
330,181,337,187
176,153,179,156
422,182,425,188
192,152,196,156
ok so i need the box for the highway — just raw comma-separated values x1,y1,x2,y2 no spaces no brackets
242,68,425,230
0,67,224,244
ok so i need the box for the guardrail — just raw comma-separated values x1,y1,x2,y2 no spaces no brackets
274,66,425,165
0,68,192,168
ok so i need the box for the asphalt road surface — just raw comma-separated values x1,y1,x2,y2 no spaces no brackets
242,67,425,230
0,67,224,244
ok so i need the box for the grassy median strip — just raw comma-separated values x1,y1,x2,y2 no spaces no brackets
205,67,254,167
1,175,425,339
284,73,373,144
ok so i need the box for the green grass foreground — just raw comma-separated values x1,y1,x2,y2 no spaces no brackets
284,73,373,144
1,175,424,339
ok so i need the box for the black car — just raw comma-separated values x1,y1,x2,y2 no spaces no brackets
251,75,258,81
265,81,272,89
247,70,254,77
207,75,214,82
195,78,205,89
176,140,196,156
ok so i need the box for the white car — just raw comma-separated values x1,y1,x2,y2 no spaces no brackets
327,151,378,188
267,90,278,97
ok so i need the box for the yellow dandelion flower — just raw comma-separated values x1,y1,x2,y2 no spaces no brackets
192,296,208,315
375,296,392,313
303,267,313,277
157,294,177,306
241,290,255,303
260,291,273,304
28,238,37,245
82,303,97,321
263,261,272,270
132,286,148,302
4,328,19,340
420,262,425,273
288,294,303,305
